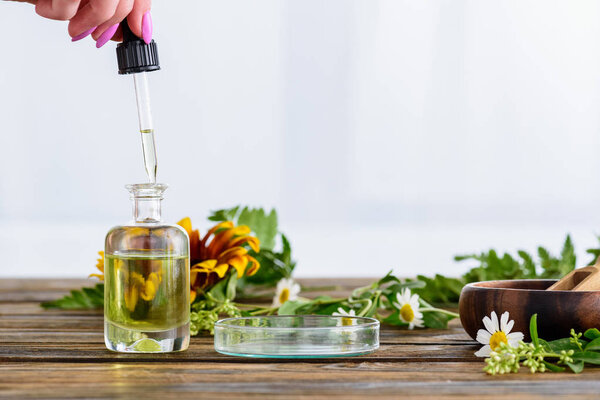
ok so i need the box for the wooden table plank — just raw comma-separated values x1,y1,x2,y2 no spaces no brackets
2,278,600,399
2,362,600,399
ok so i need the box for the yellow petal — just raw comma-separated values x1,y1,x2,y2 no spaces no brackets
218,247,248,262
214,263,230,278
245,255,260,276
190,290,197,304
228,255,248,278
230,236,260,253
192,259,218,272
96,251,105,273
177,217,193,236
88,273,104,281
204,221,234,239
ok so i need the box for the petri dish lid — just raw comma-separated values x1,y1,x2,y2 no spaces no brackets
214,315,380,358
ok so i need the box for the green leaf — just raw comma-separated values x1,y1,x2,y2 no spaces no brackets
566,360,584,374
237,207,278,250
584,328,600,341
584,337,600,351
530,314,539,348
572,351,600,365
226,272,238,301
542,361,566,372
545,338,582,353
278,300,309,315
377,271,399,286
423,312,449,330
41,283,104,309
382,311,406,326
207,276,228,302
208,206,240,222
518,250,537,278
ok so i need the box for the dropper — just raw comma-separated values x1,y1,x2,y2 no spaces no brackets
116,22,160,183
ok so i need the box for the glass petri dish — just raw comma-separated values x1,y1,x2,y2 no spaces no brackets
214,315,379,358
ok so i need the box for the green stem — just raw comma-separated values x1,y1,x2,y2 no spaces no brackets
419,307,459,318
248,307,278,316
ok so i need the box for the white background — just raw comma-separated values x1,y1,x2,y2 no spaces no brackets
2,1,600,278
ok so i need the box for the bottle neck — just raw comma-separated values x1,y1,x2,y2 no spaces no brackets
132,197,162,223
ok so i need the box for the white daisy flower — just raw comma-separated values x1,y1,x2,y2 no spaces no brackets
332,307,356,317
272,278,301,307
392,288,424,329
475,311,524,357
333,307,357,326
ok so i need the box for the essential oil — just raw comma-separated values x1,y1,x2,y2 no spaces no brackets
104,184,190,353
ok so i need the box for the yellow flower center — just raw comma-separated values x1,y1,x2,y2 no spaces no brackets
279,288,290,304
341,317,355,326
489,331,508,351
400,303,415,322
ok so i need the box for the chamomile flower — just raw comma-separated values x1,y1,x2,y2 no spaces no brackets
333,307,356,317
392,288,424,329
475,311,524,357
272,278,301,307
333,307,357,326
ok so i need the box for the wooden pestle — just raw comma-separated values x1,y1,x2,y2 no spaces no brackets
547,258,600,291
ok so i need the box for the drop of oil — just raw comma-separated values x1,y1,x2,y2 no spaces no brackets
140,129,157,184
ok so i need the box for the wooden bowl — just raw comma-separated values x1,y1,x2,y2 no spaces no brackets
459,279,600,341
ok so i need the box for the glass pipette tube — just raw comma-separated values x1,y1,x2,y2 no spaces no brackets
133,72,157,183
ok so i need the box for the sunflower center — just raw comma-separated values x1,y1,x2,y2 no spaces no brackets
400,304,414,322
279,288,290,304
489,331,508,351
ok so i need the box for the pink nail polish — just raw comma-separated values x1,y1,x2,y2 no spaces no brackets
96,24,119,48
71,27,97,42
142,11,153,44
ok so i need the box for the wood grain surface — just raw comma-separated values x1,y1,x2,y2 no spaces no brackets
1,278,599,399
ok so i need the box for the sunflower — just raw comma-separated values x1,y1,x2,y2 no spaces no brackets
177,217,260,303
90,251,105,281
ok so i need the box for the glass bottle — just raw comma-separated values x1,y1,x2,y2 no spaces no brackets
104,183,190,352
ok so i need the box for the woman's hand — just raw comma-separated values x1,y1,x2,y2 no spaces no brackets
11,0,152,48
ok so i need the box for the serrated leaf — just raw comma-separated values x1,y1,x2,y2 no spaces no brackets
41,283,104,310
237,207,278,250
208,206,240,222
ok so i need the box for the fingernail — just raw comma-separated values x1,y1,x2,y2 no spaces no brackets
142,11,153,44
71,27,97,42
96,23,119,48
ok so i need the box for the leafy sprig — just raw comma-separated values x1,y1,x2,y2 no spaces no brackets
41,283,104,309
275,271,458,329
484,314,600,375
414,235,599,305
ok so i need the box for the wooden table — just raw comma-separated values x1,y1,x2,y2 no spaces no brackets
2,278,600,399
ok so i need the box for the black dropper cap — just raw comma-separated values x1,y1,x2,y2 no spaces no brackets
116,21,160,74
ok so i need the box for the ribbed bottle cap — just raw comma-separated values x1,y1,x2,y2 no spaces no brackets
116,22,160,74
